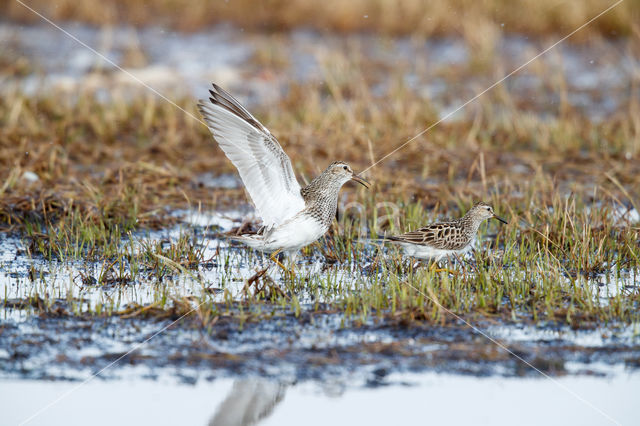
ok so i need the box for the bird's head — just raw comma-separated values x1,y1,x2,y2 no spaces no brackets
326,161,371,188
469,202,508,224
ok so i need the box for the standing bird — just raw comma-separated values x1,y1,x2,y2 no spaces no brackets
385,202,508,269
197,84,370,273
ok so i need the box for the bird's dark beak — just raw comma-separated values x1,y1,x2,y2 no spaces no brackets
351,174,371,188
493,214,508,224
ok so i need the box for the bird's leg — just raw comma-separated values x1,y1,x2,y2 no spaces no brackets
428,260,444,272
430,257,459,275
270,249,296,278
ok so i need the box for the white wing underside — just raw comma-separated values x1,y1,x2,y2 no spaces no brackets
198,86,305,229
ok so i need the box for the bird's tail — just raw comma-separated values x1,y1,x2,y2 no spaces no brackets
228,234,266,249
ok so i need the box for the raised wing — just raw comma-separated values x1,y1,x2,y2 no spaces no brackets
198,84,305,229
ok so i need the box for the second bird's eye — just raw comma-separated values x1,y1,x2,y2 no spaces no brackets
343,166,348,170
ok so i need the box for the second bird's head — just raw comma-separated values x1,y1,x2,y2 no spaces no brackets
470,202,508,224
326,161,371,188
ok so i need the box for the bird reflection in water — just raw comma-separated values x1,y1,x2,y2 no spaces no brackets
209,378,287,426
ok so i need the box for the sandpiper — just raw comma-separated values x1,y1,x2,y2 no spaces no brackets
385,202,508,265
197,84,370,273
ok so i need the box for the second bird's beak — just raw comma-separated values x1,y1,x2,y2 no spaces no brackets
351,174,371,188
493,214,508,224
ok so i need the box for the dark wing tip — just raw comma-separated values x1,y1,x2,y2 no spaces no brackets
212,83,234,99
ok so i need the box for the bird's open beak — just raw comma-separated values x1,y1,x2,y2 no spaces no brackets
351,174,371,188
493,214,508,224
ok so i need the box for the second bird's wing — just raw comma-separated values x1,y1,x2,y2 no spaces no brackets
388,222,465,250
198,84,305,229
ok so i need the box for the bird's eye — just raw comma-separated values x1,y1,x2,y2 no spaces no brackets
343,165,348,170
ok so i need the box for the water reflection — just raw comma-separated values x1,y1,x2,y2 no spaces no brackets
209,379,286,426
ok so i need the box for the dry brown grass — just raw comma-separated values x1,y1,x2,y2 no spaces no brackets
1,74,638,233
0,94,243,230
2,0,637,38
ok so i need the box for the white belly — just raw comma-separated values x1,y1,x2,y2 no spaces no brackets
399,242,471,261
262,215,327,253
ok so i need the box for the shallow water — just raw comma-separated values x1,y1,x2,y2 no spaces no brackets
4,305,637,382
0,209,378,311
2,207,638,423
2,207,635,318
3,371,639,426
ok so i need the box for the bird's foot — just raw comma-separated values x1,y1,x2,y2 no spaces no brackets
431,268,460,276
429,262,459,276
270,249,297,278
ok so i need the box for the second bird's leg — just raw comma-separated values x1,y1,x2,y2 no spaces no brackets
429,257,459,275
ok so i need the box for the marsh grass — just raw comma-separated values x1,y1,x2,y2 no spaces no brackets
1,29,639,329
330,186,639,326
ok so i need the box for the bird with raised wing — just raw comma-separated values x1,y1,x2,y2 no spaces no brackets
197,84,370,273
385,202,508,269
